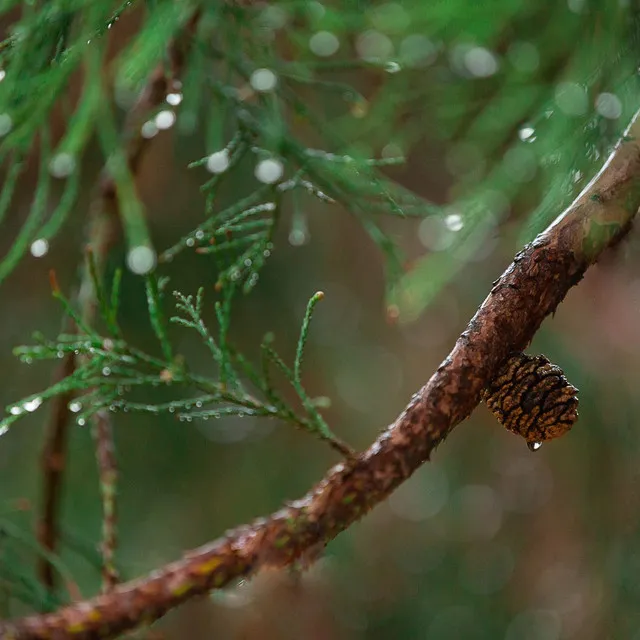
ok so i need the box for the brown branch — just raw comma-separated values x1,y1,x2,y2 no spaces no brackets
7,107,640,639
92,410,119,592
37,349,76,590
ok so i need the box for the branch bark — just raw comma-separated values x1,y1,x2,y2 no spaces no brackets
5,111,640,639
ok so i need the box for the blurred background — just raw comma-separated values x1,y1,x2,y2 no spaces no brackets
2,1,640,639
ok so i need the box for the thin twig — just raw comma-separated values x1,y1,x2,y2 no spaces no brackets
37,348,76,590
7,106,640,640
92,410,119,591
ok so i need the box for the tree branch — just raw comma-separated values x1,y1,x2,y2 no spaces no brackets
6,110,640,640
37,349,76,590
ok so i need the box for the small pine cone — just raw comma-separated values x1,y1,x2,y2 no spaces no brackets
482,353,579,449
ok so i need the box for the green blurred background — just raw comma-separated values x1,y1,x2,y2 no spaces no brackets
3,1,640,638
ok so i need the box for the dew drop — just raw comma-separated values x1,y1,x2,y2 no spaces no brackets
166,92,183,106
24,397,42,412
309,31,340,57
49,153,75,178
250,68,278,92
69,401,82,413
9,406,23,416
126,245,157,275
206,149,230,174
77,417,86,426
527,441,542,452
0,113,12,137
464,47,499,77
30,238,49,258
289,228,309,246
444,213,464,232
384,61,401,73
155,110,176,130
141,120,158,139
518,126,536,142
255,158,284,184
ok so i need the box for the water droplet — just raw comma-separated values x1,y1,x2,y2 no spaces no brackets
57,350,64,358
30,238,49,258
126,245,157,275
77,417,86,426
155,110,176,130
464,47,499,78
555,82,587,116
186,237,195,247
244,258,252,267
527,441,542,452
49,153,76,178
0,70,6,82
206,149,230,174
595,92,622,120
309,31,340,57
444,213,464,232
250,68,278,92
166,92,183,106
384,61,401,73
24,397,42,412
69,401,82,413
195,230,205,240
255,158,283,184
289,228,309,246
141,120,158,138
9,406,23,416
102,367,111,376
356,30,394,60
518,126,536,142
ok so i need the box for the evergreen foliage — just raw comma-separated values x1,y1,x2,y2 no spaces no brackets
0,0,639,626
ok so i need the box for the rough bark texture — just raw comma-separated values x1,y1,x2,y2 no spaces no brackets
3,113,640,639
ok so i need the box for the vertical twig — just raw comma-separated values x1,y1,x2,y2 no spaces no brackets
92,410,119,591
37,348,76,590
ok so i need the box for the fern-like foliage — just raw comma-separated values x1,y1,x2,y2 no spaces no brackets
2,265,351,454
